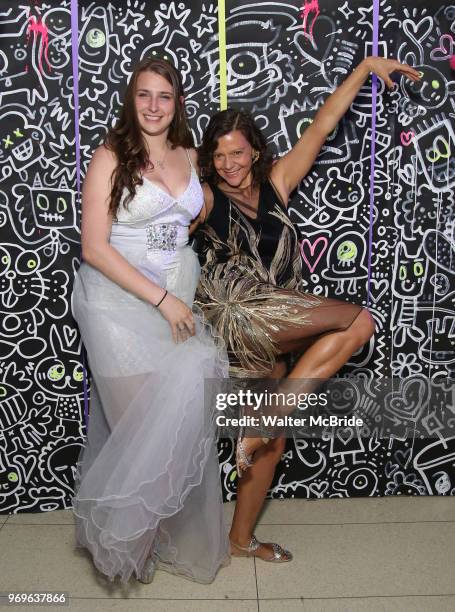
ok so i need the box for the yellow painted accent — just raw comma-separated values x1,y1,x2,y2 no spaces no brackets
217,0,227,110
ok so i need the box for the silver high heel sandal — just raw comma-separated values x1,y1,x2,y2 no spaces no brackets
137,554,157,584
230,534,293,562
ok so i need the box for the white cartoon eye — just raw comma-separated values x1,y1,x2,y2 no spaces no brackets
0,250,10,274
336,241,357,262
85,28,105,48
16,251,40,275
413,262,424,277
36,194,49,210
48,364,65,381
57,197,68,213
228,52,260,78
73,365,84,382
14,48,27,61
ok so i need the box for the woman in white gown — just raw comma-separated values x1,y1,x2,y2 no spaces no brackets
71,58,230,584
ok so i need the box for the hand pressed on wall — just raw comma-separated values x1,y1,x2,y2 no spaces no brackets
362,56,421,89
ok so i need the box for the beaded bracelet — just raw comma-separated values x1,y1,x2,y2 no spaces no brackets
154,290,168,307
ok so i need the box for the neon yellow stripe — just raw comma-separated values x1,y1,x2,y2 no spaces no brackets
217,0,227,110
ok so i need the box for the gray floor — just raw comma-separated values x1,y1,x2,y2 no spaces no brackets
1,496,454,611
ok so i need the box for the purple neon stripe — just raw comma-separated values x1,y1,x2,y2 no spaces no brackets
366,0,380,308
70,0,81,195
70,0,89,427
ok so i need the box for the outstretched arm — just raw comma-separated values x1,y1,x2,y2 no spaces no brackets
271,57,421,203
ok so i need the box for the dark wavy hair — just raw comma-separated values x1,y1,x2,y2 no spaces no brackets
198,108,273,186
104,57,194,218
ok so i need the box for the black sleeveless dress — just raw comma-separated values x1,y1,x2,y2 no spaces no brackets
194,179,362,378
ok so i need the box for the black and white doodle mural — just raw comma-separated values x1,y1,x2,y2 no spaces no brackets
0,0,454,512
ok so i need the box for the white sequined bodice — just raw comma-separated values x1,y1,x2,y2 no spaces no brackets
113,165,203,228
109,158,203,288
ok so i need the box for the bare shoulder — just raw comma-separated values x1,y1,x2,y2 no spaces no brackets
83,145,118,202
86,145,118,180
88,144,118,174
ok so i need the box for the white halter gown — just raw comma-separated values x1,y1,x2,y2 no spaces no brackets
71,152,230,584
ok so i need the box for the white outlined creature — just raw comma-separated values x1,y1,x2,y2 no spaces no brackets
201,19,294,111
0,110,46,180
34,324,85,438
391,241,427,348
322,231,368,295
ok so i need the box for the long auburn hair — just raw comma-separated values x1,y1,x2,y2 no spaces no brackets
105,57,194,218
198,108,273,186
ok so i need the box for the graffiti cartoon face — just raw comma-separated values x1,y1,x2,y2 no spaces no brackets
35,357,84,397
0,464,21,497
412,120,455,192
31,188,76,229
327,379,360,416
402,65,448,109
336,240,358,267
35,324,84,419
323,232,367,284
430,273,450,297
0,244,44,315
202,20,293,107
393,243,428,298
322,167,364,211
434,471,451,494
47,38,70,70
43,8,71,35
227,45,274,98
0,112,44,172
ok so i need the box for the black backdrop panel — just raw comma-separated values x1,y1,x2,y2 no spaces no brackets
0,0,454,512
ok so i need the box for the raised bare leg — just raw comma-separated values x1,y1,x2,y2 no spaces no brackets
237,308,375,462
286,308,375,382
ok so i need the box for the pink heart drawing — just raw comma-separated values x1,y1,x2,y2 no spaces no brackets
300,236,328,273
430,34,454,61
400,131,415,147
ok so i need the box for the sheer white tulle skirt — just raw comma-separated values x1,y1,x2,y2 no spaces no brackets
70,243,230,584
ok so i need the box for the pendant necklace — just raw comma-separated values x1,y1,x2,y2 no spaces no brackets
145,143,169,172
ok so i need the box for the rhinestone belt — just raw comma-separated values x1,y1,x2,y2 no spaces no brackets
145,223,178,252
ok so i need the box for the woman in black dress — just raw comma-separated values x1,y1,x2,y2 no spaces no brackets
191,57,420,562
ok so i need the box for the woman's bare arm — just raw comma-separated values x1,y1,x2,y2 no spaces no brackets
271,57,420,203
80,145,167,305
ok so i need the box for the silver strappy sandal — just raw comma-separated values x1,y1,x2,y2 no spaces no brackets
235,437,254,477
230,534,293,562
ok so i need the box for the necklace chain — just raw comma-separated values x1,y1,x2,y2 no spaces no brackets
145,143,170,172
